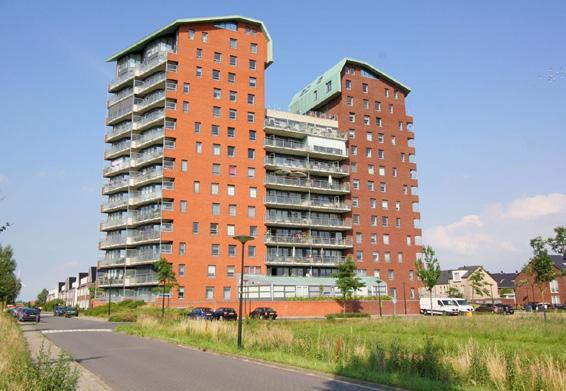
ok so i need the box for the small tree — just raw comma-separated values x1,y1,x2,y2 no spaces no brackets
0,245,21,309
415,246,441,312
547,226,566,259
527,237,557,320
36,288,49,307
469,269,489,303
153,257,177,318
334,255,365,313
447,287,463,298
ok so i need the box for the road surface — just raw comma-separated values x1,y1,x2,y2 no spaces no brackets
32,315,392,391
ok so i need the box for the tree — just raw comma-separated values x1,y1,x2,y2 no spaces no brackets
334,255,365,313
547,226,566,259
0,245,21,309
469,269,489,303
36,288,49,307
527,236,557,320
153,257,177,318
447,287,463,298
415,246,441,313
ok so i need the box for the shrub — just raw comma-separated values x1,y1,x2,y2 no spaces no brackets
325,312,371,319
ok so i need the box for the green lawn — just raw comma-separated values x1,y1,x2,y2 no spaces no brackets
117,312,566,391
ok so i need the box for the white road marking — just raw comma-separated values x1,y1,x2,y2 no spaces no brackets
42,329,113,334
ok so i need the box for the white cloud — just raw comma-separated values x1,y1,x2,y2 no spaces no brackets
500,193,566,220
424,193,566,272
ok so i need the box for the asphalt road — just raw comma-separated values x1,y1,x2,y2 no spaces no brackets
34,315,391,391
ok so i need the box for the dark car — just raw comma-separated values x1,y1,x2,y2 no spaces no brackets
63,307,79,317
210,307,237,321
187,307,213,320
475,304,495,313
494,304,514,314
54,305,66,316
249,307,277,320
18,307,40,322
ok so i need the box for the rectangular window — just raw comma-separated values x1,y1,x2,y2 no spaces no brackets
196,66,202,77
249,77,257,87
188,29,195,40
230,38,238,49
194,122,201,133
181,160,188,172
223,287,231,300
345,79,351,90
247,112,255,123
383,234,390,245
179,264,185,277
362,83,368,93
196,48,203,59
249,59,256,70
228,72,236,83
230,55,237,66
230,91,237,102
227,184,235,196
375,101,381,111
179,242,186,256
227,146,236,157
229,204,236,216
183,83,190,94
250,43,257,53
213,106,221,118
211,183,219,195
228,165,236,176
212,163,221,175
248,246,256,257
249,226,257,237
211,124,220,136
202,32,208,43
182,101,189,112
249,130,256,140
247,148,255,160
247,94,255,104
210,223,219,235
228,245,237,257
227,265,235,277
249,187,257,198
325,81,332,92
247,167,255,178
212,144,220,155
212,69,220,80
212,203,220,215
205,287,214,299
229,109,237,120
180,200,187,213
211,244,220,256
214,52,222,63
178,286,185,299
193,181,200,193
192,221,199,234
227,127,235,138
213,88,221,99
248,206,256,217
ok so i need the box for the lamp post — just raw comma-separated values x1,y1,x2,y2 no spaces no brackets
376,279,383,317
233,235,254,348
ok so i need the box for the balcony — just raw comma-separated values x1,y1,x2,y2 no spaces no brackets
265,255,346,267
102,160,130,177
130,209,162,226
104,141,131,160
108,86,134,107
102,179,129,195
137,52,169,78
133,90,165,113
308,161,349,177
264,138,347,160
264,234,353,248
129,230,161,245
127,251,160,266
264,156,308,172
264,117,346,140
131,150,163,167
134,72,166,95
106,100,134,126
264,175,349,195
100,217,128,231
130,169,163,187
130,190,162,206
97,256,126,268
264,157,348,177
265,195,351,212
108,68,136,92
131,128,164,149
105,122,132,142
99,236,127,250
101,197,128,213
265,215,352,230
98,277,125,287
133,109,164,131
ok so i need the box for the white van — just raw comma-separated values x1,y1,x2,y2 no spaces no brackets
419,298,460,316
452,298,474,313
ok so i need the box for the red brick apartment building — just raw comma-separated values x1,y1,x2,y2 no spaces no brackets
515,255,566,306
96,16,422,315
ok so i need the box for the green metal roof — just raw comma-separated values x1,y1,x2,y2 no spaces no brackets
289,58,411,114
106,15,273,66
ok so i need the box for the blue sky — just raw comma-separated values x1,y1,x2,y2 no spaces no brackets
1,1,565,300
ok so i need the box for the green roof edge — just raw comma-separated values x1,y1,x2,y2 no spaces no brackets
289,57,411,114
106,15,273,66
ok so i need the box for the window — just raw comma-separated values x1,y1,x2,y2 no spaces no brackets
180,200,187,213
229,55,237,66
212,144,220,156
228,72,236,83
227,146,236,157
227,265,235,277
345,79,352,90
247,94,255,104
375,101,381,111
229,90,237,102
249,226,257,237
353,179,360,189
210,223,219,234
378,149,385,159
226,224,235,237
228,165,236,176
248,130,257,140
193,181,200,193
188,29,195,40
212,203,220,215
182,101,189,112
362,83,368,93
247,148,255,160
366,132,373,141
212,163,221,175
247,167,256,178
382,200,389,210
229,109,237,120
376,117,382,127
178,286,185,299
249,187,257,198
371,233,377,244
211,183,219,195
211,244,220,256
181,160,188,172
389,104,394,114
249,59,256,70
229,204,236,216
230,38,237,49
356,232,362,244
213,88,221,99
398,252,404,263
367,181,375,191
382,216,389,227
406,236,412,246
192,221,199,234
196,48,203,59
348,129,356,138
212,69,220,80
202,32,208,43
248,206,256,217
211,124,220,136
205,287,214,299
387,270,394,280
227,184,235,196
208,266,216,278
194,122,201,133
250,43,257,53
223,287,231,300
347,96,353,106
352,197,359,207
353,214,360,225
228,245,236,257
392,168,398,177
349,112,355,123
196,66,202,77
384,252,391,263
248,246,256,257
380,182,387,192
227,127,235,138
399,121,404,131
351,145,358,156
370,198,377,208
183,83,190,93
179,242,186,256
409,270,414,281
247,112,255,123
385,88,390,97
249,77,257,87
179,264,185,277
394,90,399,99
214,52,222,63
410,288,416,299
325,81,332,92
372,252,379,262
356,251,363,261
395,201,401,211
379,166,385,176
390,288,397,298
396,217,401,228
364,116,370,125
351,162,358,172
213,106,221,118
368,164,374,175
366,148,372,158
371,215,378,226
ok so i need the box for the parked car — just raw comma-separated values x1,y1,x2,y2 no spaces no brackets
249,307,277,320
18,307,40,322
187,307,213,320
452,299,474,313
494,304,514,314
419,298,460,316
54,305,66,316
475,303,495,313
63,307,79,317
210,307,237,321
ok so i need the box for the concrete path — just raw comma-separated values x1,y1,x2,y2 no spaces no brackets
27,315,397,391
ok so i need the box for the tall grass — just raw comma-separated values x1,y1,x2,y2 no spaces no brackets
0,314,79,391
119,313,566,391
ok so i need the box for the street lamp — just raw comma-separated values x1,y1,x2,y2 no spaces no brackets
233,235,254,348
376,279,383,317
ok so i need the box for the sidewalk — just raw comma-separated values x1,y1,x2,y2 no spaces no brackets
21,320,112,391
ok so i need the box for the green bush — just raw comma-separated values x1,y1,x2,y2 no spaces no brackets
108,311,137,322
82,300,145,317
325,312,371,319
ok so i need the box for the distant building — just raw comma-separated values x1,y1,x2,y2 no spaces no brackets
46,267,97,309
432,265,499,302
490,271,517,300
514,255,565,306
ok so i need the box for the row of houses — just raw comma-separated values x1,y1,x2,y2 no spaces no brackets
47,267,97,310
432,255,565,306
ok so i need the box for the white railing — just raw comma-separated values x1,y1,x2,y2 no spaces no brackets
98,257,126,267
133,109,164,130
130,209,161,224
134,72,166,94
108,87,134,106
265,255,346,265
105,122,132,141
264,157,308,170
264,138,306,150
264,175,349,192
104,141,131,159
99,236,127,248
265,215,352,228
127,251,160,265
131,169,163,185
132,150,163,166
264,116,345,140
109,69,136,90
100,217,128,230
101,198,128,212
134,90,165,111
103,160,130,176
264,235,353,246
125,273,159,285
129,230,161,244
131,128,164,148
130,190,162,205
102,179,129,194
265,195,350,211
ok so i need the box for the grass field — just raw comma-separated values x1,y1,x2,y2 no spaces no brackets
0,313,79,391
117,313,566,391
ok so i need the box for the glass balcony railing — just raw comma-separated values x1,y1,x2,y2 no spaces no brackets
97,256,126,267
133,90,165,112
99,236,127,249
127,251,160,265
131,150,163,167
264,116,345,140
131,169,163,186
130,190,162,205
264,175,349,192
131,128,164,148
129,230,161,244
102,179,129,194
264,157,348,175
264,255,346,265
264,235,353,246
102,160,130,176
130,209,161,224
104,141,131,159
264,215,352,228
100,217,128,230
265,195,351,211
133,109,164,130
125,272,159,285
134,72,166,95
105,122,132,142
101,198,128,212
